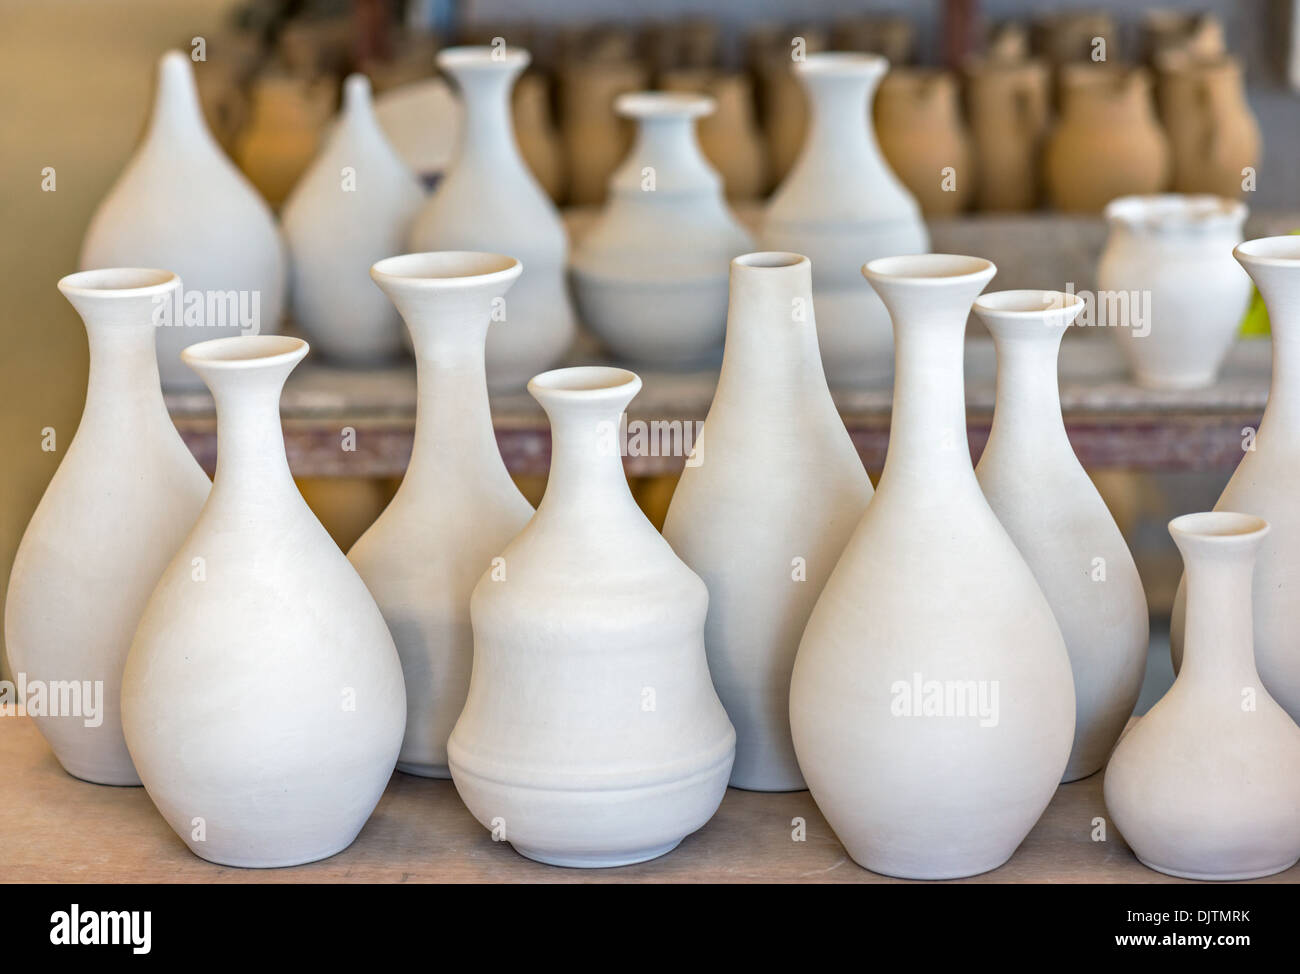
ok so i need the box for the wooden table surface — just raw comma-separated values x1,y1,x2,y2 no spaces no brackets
4,716,1294,884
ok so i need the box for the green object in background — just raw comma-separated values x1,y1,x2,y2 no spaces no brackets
1238,228,1300,337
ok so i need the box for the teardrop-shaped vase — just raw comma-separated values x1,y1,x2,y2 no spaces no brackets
80,51,287,390
5,269,210,785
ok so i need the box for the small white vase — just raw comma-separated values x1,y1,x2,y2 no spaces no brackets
1097,194,1249,389
1171,236,1300,722
5,270,210,786
973,290,1148,782
349,252,534,778
408,47,576,391
122,335,406,868
663,253,872,791
449,366,736,867
80,51,287,390
1106,512,1300,880
571,92,755,367
282,74,425,364
760,52,928,386
790,255,1075,880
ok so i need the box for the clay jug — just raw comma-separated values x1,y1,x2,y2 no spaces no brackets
122,335,406,867
661,69,768,201
80,51,286,390
964,58,1050,211
349,253,534,778
449,366,735,867
1108,512,1300,880
973,289,1148,781
1156,57,1260,199
790,255,1075,879
513,71,566,203
559,60,649,206
663,253,873,791
4,270,210,785
234,73,335,209
874,68,974,216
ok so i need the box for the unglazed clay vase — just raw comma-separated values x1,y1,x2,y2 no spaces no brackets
1156,56,1259,199
122,336,405,868
282,74,425,364
80,51,286,390
661,69,767,201
1098,195,1249,389
449,367,736,867
349,253,534,778
1171,237,1300,722
874,68,974,216
790,255,1075,879
1108,513,1300,880
973,290,1148,782
761,53,928,386
964,58,1050,211
4,270,210,786
408,47,576,391
662,253,873,791
571,92,754,367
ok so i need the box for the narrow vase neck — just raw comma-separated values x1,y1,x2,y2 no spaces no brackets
408,318,498,478
989,328,1070,447
718,257,826,397
452,67,523,167
1180,544,1262,686
148,51,214,145
209,378,296,500
801,71,879,163
83,320,167,424
1262,319,1300,439
627,115,705,175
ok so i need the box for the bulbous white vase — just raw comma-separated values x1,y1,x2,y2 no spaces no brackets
282,75,425,364
662,253,872,791
790,255,1075,880
449,366,736,867
349,252,534,778
760,53,928,387
571,92,755,367
80,51,286,391
1107,512,1300,880
973,290,1148,782
1097,194,1249,390
1171,236,1300,722
121,335,406,868
5,270,210,786
408,47,575,392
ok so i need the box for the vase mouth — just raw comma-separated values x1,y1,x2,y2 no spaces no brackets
1169,511,1269,545
974,289,1085,316
863,253,995,285
59,267,179,298
181,335,309,371
371,251,522,289
528,365,642,403
797,51,890,78
1105,193,1246,232
437,45,531,73
733,251,808,270
1234,235,1300,266
616,90,715,119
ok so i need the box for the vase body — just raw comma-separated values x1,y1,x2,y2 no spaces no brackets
761,53,929,387
1107,512,1300,880
4,270,210,786
571,92,755,368
964,58,1050,211
407,47,576,392
121,335,406,868
1098,194,1249,389
1171,236,1300,722
661,69,767,200
663,253,873,791
1157,57,1259,198
282,74,425,364
973,290,1148,782
790,254,1075,879
449,366,735,867
874,69,973,216
81,51,286,390
349,253,534,778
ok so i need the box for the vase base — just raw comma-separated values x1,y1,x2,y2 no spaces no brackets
186,836,360,870
511,838,683,869
396,761,450,779
851,849,1016,881
57,757,141,788
1060,763,1103,783
1136,855,1300,881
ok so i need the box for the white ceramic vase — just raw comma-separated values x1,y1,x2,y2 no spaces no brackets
571,92,755,367
408,47,575,391
349,252,534,778
760,53,928,386
662,252,872,791
5,270,210,786
1171,236,1300,722
282,74,425,364
121,335,406,868
449,366,736,867
790,255,1075,880
973,290,1148,782
1097,194,1249,389
1106,512,1300,880
80,51,287,390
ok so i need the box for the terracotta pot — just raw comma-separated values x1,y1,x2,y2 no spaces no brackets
964,58,1050,211
1156,57,1260,199
874,69,974,216
559,60,649,205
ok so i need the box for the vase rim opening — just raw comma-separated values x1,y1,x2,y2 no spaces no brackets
58,267,178,298
616,90,715,119
974,289,1085,316
798,51,889,77
437,45,531,72
1169,511,1269,543
1235,235,1300,265
529,365,642,400
371,251,522,288
181,335,308,370
734,251,808,269
863,253,995,284
1105,193,1246,231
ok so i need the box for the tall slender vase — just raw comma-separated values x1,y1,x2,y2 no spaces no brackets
349,252,534,778
760,52,928,387
790,255,1075,879
1171,236,1300,721
973,290,1148,781
1107,513,1300,880
408,47,576,391
80,51,286,390
122,336,406,868
662,253,873,791
5,270,210,785
449,366,735,867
